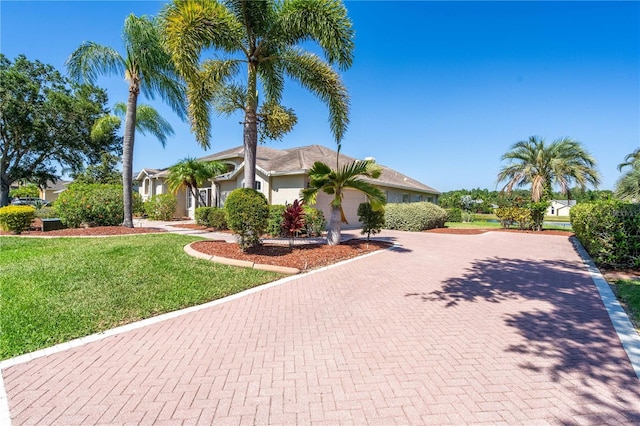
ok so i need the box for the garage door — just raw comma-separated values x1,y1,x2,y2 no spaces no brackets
314,190,369,228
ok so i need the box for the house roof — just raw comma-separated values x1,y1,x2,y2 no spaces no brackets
141,144,440,194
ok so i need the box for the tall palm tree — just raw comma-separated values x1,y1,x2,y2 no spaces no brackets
166,158,228,208
160,0,354,190
497,136,601,202
615,148,640,201
66,14,186,227
301,159,385,246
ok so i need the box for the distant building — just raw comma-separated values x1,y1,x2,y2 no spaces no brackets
546,199,577,217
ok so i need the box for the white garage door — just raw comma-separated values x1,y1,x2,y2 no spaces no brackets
314,190,369,228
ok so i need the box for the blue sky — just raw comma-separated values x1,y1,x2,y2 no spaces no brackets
2,1,638,193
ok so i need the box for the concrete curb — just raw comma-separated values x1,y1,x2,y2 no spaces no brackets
184,243,301,275
572,237,640,380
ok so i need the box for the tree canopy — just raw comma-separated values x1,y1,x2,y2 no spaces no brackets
0,54,120,206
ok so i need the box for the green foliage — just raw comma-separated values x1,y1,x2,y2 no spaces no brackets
495,200,549,231
143,194,177,221
445,208,463,223
384,202,447,232
267,205,287,237
0,205,36,234
35,206,58,219
71,152,122,185
0,54,121,206
225,188,269,251
56,183,128,227
195,206,227,230
571,200,640,269
615,280,640,326
358,202,385,241
303,206,326,236
9,184,39,199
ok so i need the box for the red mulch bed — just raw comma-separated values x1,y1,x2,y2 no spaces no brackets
191,239,392,271
0,218,165,236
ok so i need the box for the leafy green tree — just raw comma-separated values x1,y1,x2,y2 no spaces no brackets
72,152,122,185
497,136,601,202
160,0,354,190
302,159,385,246
0,55,119,206
9,184,39,199
615,148,640,202
66,14,186,227
166,157,227,208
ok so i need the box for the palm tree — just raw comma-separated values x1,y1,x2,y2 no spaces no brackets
301,159,385,246
160,0,354,190
66,14,186,227
615,148,640,201
497,136,601,202
166,158,228,208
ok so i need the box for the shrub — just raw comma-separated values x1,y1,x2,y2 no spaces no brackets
225,188,269,251
195,207,227,230
143,194,177,221
495,201,549,231
282,200,306,247
56,183,126,227
358,202,385,241
303,206,326,236
384,202,447,232
571,200,640,269
266,204,286,237
35,206,58,219
0,205,36,234
446,208,462,223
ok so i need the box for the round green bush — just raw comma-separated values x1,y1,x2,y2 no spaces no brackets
384,202,447,231
266,204,286,237
225,188,269,250
445,208,462,223
56,183,126,227
143,194,177,221
0,205,36,234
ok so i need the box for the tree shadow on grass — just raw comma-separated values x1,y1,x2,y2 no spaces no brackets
407,257,640,423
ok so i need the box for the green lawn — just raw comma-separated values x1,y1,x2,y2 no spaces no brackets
615,279,640,328
0,234,281,360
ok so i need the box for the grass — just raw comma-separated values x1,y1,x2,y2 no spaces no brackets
445,218,573,231
615,279,640,329
0,234,281,360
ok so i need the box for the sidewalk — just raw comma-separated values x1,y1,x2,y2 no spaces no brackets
2,230,639,424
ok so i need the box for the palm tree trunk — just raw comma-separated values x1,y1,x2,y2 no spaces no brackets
327,206,342,246
122,86,139,228
243,63,258,190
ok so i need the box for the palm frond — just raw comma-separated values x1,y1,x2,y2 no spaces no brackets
281,48,349,142
66,42,125,84
90,115,122,141
134,104,175,147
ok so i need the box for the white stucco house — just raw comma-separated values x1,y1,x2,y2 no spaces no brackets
137,144,440,225
546,199,577,216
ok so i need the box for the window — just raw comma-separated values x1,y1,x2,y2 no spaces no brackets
402,193,409,203
255,181,262,190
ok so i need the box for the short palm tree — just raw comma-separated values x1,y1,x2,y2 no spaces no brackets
615,148,640,201
166,158,228,208
160,0,354,190
497,136,601,202
302,159,385,246
66,14,186,227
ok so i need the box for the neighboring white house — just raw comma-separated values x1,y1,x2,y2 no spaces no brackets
546,199,577,216
137,144,440,225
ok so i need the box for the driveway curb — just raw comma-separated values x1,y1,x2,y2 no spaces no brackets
183,244,301,274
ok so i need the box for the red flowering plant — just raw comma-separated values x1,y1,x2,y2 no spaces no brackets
282,199,306,248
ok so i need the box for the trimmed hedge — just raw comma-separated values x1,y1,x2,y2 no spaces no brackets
195,207,227,230
55,184,141,228
571,200,640,269
384,202,447,232
0,205,36,234
446,208,462,223
143,194,177,221
225,188,269,250
266,204,286,237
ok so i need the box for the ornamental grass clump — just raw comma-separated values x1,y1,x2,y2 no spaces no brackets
0,205,36,234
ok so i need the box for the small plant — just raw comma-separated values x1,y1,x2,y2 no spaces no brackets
266,204,286,237
282,199,306,248
0,205,36,234
358,202,385,241
303,206,326,236
143,194,177,221
195,207,227,230
225,188,269,251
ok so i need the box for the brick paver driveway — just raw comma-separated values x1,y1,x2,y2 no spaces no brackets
3,231,639,424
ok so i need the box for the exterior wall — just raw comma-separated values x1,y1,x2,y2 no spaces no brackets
314,190,369,227
269,175,306,206
40,189,59,203
546,201,572,216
